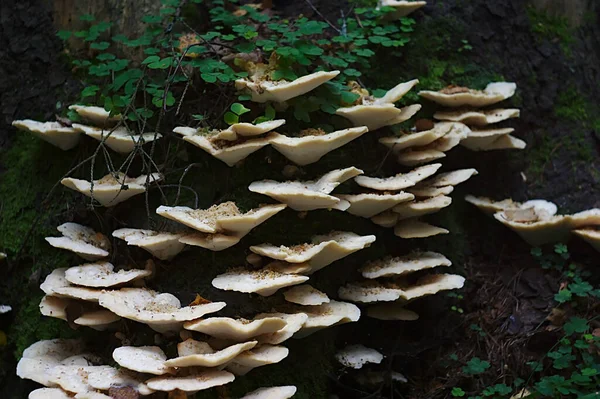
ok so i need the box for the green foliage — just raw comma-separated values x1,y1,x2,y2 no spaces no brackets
527,6,573,55
463,357,491,375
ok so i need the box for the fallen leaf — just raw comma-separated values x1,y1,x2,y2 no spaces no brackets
189,294,211,306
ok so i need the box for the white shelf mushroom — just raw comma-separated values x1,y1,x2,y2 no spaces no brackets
235,70,340,103
462,128,526,151
45,223,110,261
269,126,369,166
241,386,298,399
379,0,427,19
379,123,452,152
283,285,330,306
212,267,309,296
396,148,446,166
392,196,452,220
226,344,289,375
394,219,449,238
0,305,12,314
465,195,558,216
145,370,235,393
87,367,153,396
360,252,452,279
72,124,162,154
98,288,226,333
184,316,287,341
69,105,121,126
338,192,415,218
45,363,114,395
39,296,121,331
434,108,520,126
61,172,163,207
112,346,173,375
12,120,81,150
366,303,419,321
295,300,361,338
112,228,186,260
64,262,151,287
255,313,309,345
573,228,600,252
407,168,478,198
249,166,363,211
40,268,102,302
336,80,421,131
335,345,383,369
175,119,285,141
17,339,85,386
250,231,376,274
355,164,441,191
28,388,72,399
419,82,517,107
164,338,257,368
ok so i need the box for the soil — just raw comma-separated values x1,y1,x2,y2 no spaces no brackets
0,0,599,398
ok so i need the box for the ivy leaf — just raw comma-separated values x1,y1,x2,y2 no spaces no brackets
341,91,360,104
81,85,100,97
264,104,276,120
224,112,239,125
96,53,116,61
564,317,588,335
570,279,592,297
57,30,72,40
90,41,110,50
462,357,490,375
142,15,163,24
451,387,465,397
238,94,252,101
148,57,173,69
298,20,327,35
344,68,362,77
554,289,572,303
231,103,251,116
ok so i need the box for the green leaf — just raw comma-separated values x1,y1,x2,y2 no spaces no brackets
96,53,116,61
341,91,360,104
555,289,572,303
192,114,204,121
79,14,95,22
148,57,174,69
344,68,362,77
90,41,110,50
238,94,252,101
298,20,327,35
142,55,160,65
530,247,543,257
462,357,490,375
142,15,163,24
451,387,465,397
231,103,251,116
224,112,239,125
264,104,276,120
564,317,588,335
570,279,593,297
57,30,72,40
81,85,100,97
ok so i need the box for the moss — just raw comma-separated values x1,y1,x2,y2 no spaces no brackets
526,6,574,55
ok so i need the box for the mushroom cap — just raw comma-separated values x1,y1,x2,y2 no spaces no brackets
72,124,162,154
255,313,309,345
392,196,452,220
17,339,85,386
396,149,446,166
146,370,235,392
49,364,114,394
477,134,526,151
12,119,81,150
217,204,287,236
98,288,226,333
338,192,415,218
572,228,600,252
241,385,298,399
408,185,454,198
184,317,287,341
335,344,383,369
112,228,186,260
371,211,399,228
295,300,361,338
434,108,520,126
75,392,113,399
45,223,110,261
184,134,274,166
40,295,121,330
212,268,309,296
379,123,452,151
283,285,330,306
68,105,121,126
419,82,517,107
360,252,452,279
164,339,257,368
0,305,12,314
465,195,559,217
423,122,470,152
226,344,289,375
40,268,102,302
366,303,419,321
225,119,286,140
112,346,172,375
418,168,478,188
460,127,515,149
28,388,72,399
394,219,450,238
355,164,441,191
235,70,340,103
336,104,421,131
270,127,369,166
87,367,153,395
249,167,363,211
250,231,376,273
402,274,466,300
61,173,162,207
379,0,427,19
179,232,241,251
65,262,151,288
338,281,404,304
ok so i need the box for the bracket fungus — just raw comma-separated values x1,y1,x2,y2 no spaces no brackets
434,108,520,126
338,192,415,218
0,305,12,314
392,195,453,220
335,345,383,369
573,228,600,252
270,126,369,165
379,122,452,152
184,317,287,341
87,367,153,396
461,128,526,151
68,105,121,126
294,300,361,338
250,231,376,273
235,70,340,103
72,124,162,154
98,288,226,333
255,313,309,345
28,388,72,399
211,267,309,296
17,339,85,386
40,268,102,302
112,228,186,260
360,252,451,279
379,0,427,19
61,172,163,207
336,80,421,131
45,223,110,261
419,82,517,107
112,346,173,375
465,195,558,216
226,344,289,375
355,164,442,191
241,386,298,399
164,338,257,368
145,370,235,393
184,119,286,142
249,166,363,211
12,120,81,150
283,285,330,306
39,295,121,331
366,303,419,321
394,219,449,238
64,262,151,288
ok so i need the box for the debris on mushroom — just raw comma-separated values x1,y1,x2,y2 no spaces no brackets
283,285,330,306
87,366,153,396
419,82,517,107
72,124,162,154
378,0,427,19
12,120,81,150
338,192,415,218
184,316,287,341
394,218,449,238
226,344,289,375
61,172,163,207
40,268,102,302
366,303,419,321
255,313,309,344
336,80,421,130
355,164,441,191
235,70,340,103
434,108,520,126
360,252,451,279
335,344,383,369
212,267,309,296
68,105,121,126
145,370,235,392
112,346,173,375
39,295,121,330
572,228,600,252
249,167,363,211
112,228,186,260
241,385,298,399
45,223,110,261
269,126,369,165
250,231,376,273
98,288,226,333
164,338,257,368
65,262,151,288
295,300,361,338
392,195,452,220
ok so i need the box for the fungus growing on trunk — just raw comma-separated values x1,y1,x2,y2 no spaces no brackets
294,300,361,338
378,0,427,19
64,262,151,287
87,367,153,395
255,313,309,344
355,164,441,191
40,268,102,302
68,105,121,126
572,228,600,252
72,124,162,154
211,267,309,296
360,252,451,279
12,120,81,150
145,370,235,393
338,192,415,218
39,295,121,330
226,344,289,375
164,339,257,368
45,223,110,261
419,82,517,107
241,386,297,399
112,228,186,260
184,317,287,341
112,346,173,375
283,285,330,306
335,345,383,369
434,108,520,126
